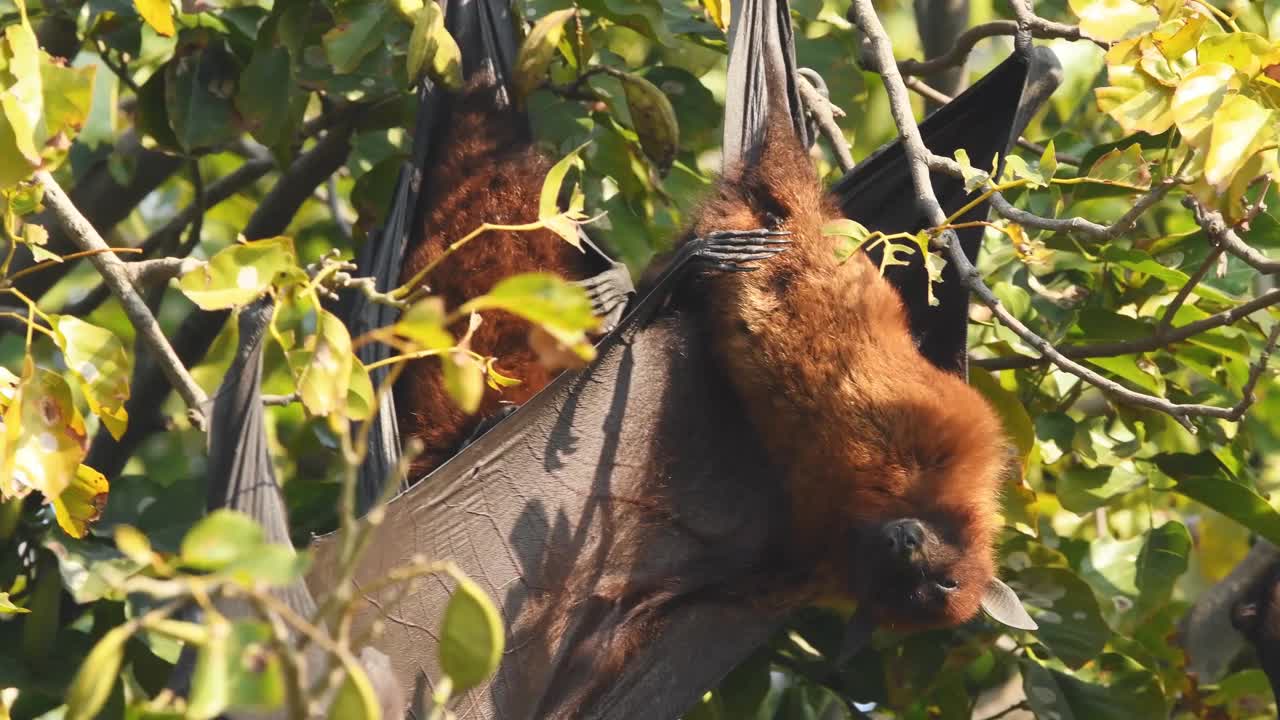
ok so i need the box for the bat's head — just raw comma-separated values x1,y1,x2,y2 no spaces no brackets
850,512,1035,632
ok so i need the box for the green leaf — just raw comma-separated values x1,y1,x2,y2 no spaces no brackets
330,659,381,720
286,308,354,417
134,69,181,152
39,61,97,150
133,0,174,37
1058,465,1144,514
1134,521,1191,609
1170,471,1280,546
346,359,375,423
1089,355,1165,394
1084,143,1151,190
53,315,132,440
407,0,461,89
1021,654,1165,720
1198,32,1275,77
824,218,873,263
953,148,991,192
1171,63,1243,149
620,71,679,173
113,524,153,565
163,39,241,153
65,623,133,720
515,8,576,100
1008,567,1109,669
538,143,587,224
440,574,504,692
181,509,266,571
1204,94,1276,191
396,297,453,350
187,617,231,719
236,45,296,149
1068,0,1159,41
1040,140,1059,183
179,236,300,310
970,370,1035,471
222,544,310,588
191,621,285,716
459,273,599,360
442,350,484,414
323,1,393,75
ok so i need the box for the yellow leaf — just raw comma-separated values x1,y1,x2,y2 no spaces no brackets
133,0,175,36
52,465,108,539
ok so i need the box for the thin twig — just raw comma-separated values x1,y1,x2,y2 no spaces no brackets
973,288,1280,370
797,74,855,173
175,159,206,258
897,19,1100,77
35,171,209,420
903,76,1081,166
1157,246,1226,337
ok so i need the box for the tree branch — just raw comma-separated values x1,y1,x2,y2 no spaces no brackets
86,123,357,479
974,288,1280,370
1186,196,1280,273
897,19,1099,77
796,72,855,173
850,0,1279,429
34,170,209,419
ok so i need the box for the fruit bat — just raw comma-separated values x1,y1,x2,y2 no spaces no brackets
198,0,1062,717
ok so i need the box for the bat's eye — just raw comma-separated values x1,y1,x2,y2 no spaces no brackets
937,578,959,592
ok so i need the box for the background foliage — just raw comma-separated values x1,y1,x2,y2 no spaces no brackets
0,0,1279,716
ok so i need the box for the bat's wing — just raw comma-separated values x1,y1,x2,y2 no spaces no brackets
830,44,1062,376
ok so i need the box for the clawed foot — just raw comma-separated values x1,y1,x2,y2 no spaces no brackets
575,262,635,334
686,228,791,273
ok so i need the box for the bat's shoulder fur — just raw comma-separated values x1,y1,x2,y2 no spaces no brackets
687,119,1009,628
396,82,598,478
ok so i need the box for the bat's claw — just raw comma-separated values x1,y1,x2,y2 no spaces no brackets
688,229,791,273
575,262,635,334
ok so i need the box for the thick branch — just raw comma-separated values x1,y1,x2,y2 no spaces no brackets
1186,197,1280,273
34,171,209,417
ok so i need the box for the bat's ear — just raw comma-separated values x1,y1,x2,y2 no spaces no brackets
981,578,1038,631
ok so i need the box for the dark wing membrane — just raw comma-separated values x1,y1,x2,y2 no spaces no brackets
830,45,1062,377
309,302,789,720
722,0,810,172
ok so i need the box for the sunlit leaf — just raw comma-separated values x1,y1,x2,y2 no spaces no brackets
459,273,599,361
1008,567,1108,668
113,524,154,565
1204,94,1276,191
442,350,484,414
1095,41,1175,135
0,360,88,502
953,148,991,192
133,0,174,37
179,237,300,310
52,465,109,539
515,8,576,100
286,308,354,417
1084,143,1152,190
181,509,266,571
1068,0,1159,42
1171,63,1243,149
323,1,393,74
53,315,131,440
1021,654,1165,719
330,658,382,720
1199,32,1275,77
407,0,462,89
188,616,231,719
970,370,1035,471
824,219,873,263
192,621,285,716
0,592,28,614
440,573,504,692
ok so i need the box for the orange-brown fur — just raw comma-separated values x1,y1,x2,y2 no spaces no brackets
396,85,597,478
685,122,1009,629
